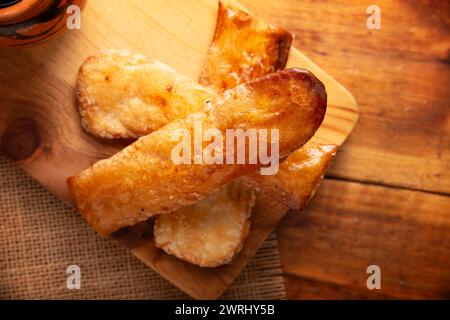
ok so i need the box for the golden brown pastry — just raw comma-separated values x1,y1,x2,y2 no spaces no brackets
76,15,293,140
153,2,331,268
199,0,293,93
153,142,335,267
76,50,216,139
154,3,294,267
241,142,337,210
76,1,293,140
154,182,255,267
68,68,327,236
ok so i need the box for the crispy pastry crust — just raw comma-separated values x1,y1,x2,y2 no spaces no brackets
154,3,294,267
154,182,255,267
154,140,335,267
199,1,293,92
76,50,216,139
68,68,327,236
241,142,337,210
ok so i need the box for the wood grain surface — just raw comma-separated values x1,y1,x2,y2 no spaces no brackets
236,0,450,299
0,0,358,299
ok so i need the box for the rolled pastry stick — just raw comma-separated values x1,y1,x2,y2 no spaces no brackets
199,0,293,93
154,181,255,267
241,141,337,210
68,68,327,236
76,50,216,139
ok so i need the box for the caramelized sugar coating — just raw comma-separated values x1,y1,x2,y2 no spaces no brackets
68,68,327,236
242,142,337,210
199,1,293,92
154,182,255,267
76,50,216,139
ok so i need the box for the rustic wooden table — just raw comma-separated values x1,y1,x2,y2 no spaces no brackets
0,0,447,300
239,0,450,299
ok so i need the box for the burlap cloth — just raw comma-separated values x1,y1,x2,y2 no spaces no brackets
0,155,285,299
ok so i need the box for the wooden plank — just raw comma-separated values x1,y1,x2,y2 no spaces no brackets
241,0,450,194
283,274,391,299
0,0,357,298
277,179,450,299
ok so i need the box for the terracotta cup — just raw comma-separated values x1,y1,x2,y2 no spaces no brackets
0,0,87,47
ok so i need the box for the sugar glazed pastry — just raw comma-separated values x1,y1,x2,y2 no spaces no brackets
153,0,294,266
68,68,327,236
76,50,216,139
199,0,293,92
154,182,255,267
69,0,336,268
242,142,337,210
77,0,293,139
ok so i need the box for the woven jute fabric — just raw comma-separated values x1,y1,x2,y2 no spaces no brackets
0,155,285,299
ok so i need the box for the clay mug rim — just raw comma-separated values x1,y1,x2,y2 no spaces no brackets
0,0,54,25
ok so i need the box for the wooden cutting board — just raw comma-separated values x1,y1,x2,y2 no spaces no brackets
0,0,358,299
